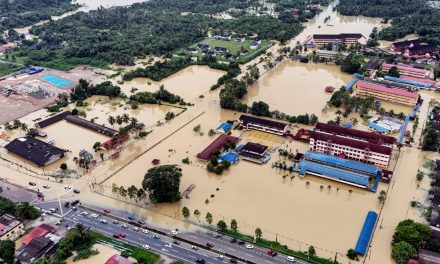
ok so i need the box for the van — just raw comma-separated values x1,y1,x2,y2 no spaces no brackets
287,256,296,262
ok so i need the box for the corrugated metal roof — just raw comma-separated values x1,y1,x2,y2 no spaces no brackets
357,81,419,99
355,211,378,256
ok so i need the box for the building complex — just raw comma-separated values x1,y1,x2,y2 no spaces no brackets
382,63,430,79
311,33,366,46
356,81,419,107
239,115,288,135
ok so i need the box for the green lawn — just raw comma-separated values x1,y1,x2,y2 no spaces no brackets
90,232,160,264
0,62,24,77
176,37,272,64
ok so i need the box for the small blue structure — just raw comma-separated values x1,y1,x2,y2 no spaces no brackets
384,75,432,88
355,211,378,256
342,121,353,129
354,73,363,78
41,74,74,89
218,152,239,164
397,103,420,143
375,101,381,109
217,122,232,133
344,78,358,91
368,123,389,134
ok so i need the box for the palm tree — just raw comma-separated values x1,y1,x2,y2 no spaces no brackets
12,119,21,129
255,227,262,241
194,210,201,220
136,188,146,201
20,123,28,133
111,183,118,195
130,117,139,128
75,224,88,241
122,113,130,124
108,116,116,127
205,212,213,225
116,115,123,126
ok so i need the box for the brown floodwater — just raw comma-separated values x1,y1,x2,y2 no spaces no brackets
65,243,120,264
116,65,225,102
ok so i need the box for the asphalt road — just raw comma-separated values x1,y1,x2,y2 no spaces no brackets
1,180,309,264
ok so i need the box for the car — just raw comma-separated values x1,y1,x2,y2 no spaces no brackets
191,245,198,250
195,259,205,264
171,230,178,235
206,243,214,248
67,227,73,231
142,245,150,250
113,234,119,238
217,254,224,260
153,235,160,240
237,240,245,245
55,221,61,225
142,229,149,234
173,240,180,245
267,249,277,257
112,220,119,224
229,259,237,264
41,213,47,217
287,256,296,262
49,208,56,213
214,233,222,238
100,219,108,224
72,207,77,211
165,243,172,248
119,233,126,238
132,227,139,232
43,185,50,189
73,189,80,194
64,202,70,207
121,224,128,228
71,200,80,206
230,238,237,243
64,185,72,190
138,220,145,225
103,208,110,213
81,211,88,216
29,182,37,186
91,214,98,218
128,215,135,220
245,244,254,249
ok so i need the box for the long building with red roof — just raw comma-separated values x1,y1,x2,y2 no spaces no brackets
22,224,54,245
382,63,430,78
356,81,419,106
196,134,239,161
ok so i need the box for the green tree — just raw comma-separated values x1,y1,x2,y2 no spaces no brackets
142,165,182,203
250,101,271,117
217,220,227,230
182,206,190,219
127,185,138,200
388,66,401,78
136,188,146,201
230,219,238,232
392,241,417,264
118,186,127,198
0,239,15,264
255,227,262,240
308,245,316,256
346,248,357,260
15,202,41,219
60,163,68,171
392,219,432,248
205,212,213,225
194,209,200,220
378,190,387,203
111,183,118,195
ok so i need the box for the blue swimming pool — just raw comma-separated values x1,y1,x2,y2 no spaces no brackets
41,74,74,89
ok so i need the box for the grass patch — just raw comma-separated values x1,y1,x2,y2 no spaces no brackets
0,62,24,77
90,232,159,264
217,229,254,242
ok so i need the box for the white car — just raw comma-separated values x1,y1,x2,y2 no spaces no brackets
49,208,56,213
142,245,150,250
121,224,128,228
100,219,108,224
55,221,61,225
132,227,139,232
43,185,50,189
170,230,178,235
81,211,88,216
287,256,296,262
91,214,98,218
217,255,224,260
165,243,172,248
191,245,199,250
142,229,149,234
245,244,254,249
64,185,72,190
67,227,73,231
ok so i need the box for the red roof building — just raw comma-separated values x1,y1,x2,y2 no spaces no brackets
105,254,132,264
196,134,239,161
325,86,335,93
23,224,54,245
382,63,430,78
356,81,419,107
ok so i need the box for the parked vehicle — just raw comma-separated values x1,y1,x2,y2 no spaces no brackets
103,208,110,213
142,245,150,250
206,243,214,248
287,256,296,262
119,233,126,238
73,189,80,194
195,259,205,264
43,185,50,189
29,182,37,186
71,200,80,206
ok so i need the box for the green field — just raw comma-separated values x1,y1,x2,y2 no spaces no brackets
0,62,24,77
178,37,272,64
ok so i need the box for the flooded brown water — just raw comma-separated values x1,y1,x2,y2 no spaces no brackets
65,243,120,264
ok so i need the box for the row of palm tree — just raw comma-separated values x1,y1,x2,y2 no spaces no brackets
111,183,147,202
108,114,138,127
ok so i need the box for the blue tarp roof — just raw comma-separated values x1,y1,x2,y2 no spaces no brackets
384,75,432,88
298,160,370,187
355,211,378,256
368,123,389,134
304,151,381,177
217,122,232,132
345,78,358,91
219,152,239,163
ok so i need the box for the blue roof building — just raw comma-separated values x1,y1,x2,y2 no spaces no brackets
217,122,233,133
355,211,378,256
368,123,390,134
384,75,432,88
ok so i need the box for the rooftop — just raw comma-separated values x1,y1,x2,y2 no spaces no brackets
5,137,67,166
65,115,117,137
16,236,54,263
357,81,419,99
23,224,54,245
391,38,421,49
239,114,287,131
196,134,239,161
240,142,268,155
0,214,21,237
312,33,364,40
310,130,393,155
382,63,429,74
105,254,133,264
36,111,72,128
315,122,396,145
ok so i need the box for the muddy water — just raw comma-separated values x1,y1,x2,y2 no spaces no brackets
65,243,120,264
243,61,352,116
117,65,225,102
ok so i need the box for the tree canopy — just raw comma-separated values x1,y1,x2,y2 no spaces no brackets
142,165,182,203
0,239,15,264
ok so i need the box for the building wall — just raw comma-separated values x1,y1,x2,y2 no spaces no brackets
0,222,25,241
309,138,390,167
382,65,428,78
356,86,417,106
312,38,361,46
245,123,286,135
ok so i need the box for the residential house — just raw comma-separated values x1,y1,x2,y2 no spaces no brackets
0,214,24,241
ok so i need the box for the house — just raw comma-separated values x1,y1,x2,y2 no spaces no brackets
389,39,422,53
236,35,246,42
239,114,288,135
16,234,60,264
356,81,419,107
311,33,366,46
187,47,198,54
382,63,430,79
197,134,239,161
250,41,260,50
64,115,118,137
237,142,270,164
197,43,210,51
364,59,382,74
241,49,249,56
216,121,234,133
214,34,232,41
0,214,24,241
254,36,262,45
5,137,67,166
23,224,54,245
105,254,133,264
214,47,228,54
